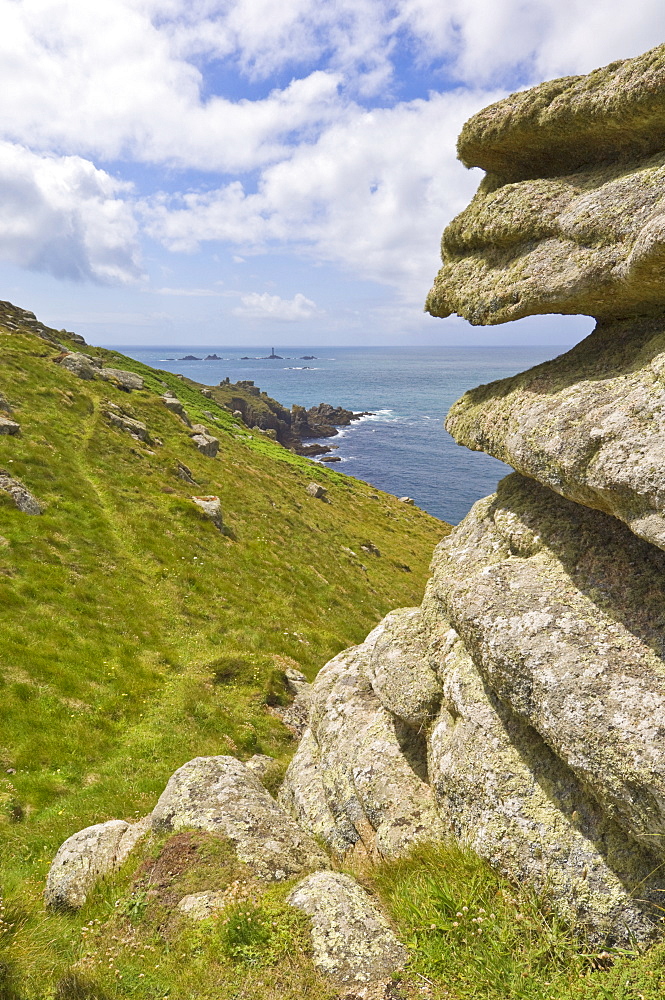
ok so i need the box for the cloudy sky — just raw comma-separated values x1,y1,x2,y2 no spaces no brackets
0,1,663,346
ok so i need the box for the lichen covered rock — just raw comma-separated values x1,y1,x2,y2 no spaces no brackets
432,472,665,857
287,871,407,985
151,755,329,880
281,642,446,859
364,607,442,726
0,472,41,514
426,45,665,325
45,817,150,910
430,631,663,944
100,368,144,391
445,315,665,551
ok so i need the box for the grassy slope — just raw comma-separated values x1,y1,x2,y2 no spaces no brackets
0,313,664,999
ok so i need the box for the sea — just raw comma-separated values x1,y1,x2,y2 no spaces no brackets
119,345,571,526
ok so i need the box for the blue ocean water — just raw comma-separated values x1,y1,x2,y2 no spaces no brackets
119,345,571,525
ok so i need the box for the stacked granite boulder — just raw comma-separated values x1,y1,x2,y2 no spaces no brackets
281,44,665,947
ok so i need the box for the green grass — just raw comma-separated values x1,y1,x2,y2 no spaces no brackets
2,312,665,998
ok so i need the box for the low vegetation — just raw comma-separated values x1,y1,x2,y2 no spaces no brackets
1,309,665,997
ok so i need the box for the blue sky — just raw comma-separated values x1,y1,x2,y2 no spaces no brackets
0,0,662,347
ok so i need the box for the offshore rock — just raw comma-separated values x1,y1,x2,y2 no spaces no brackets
426,45,665,325
445,315,665,551
281,642,445,858
45,817,150,910
151,755,329,880
430,631,664,944
432,472,665,857
287,871,407,985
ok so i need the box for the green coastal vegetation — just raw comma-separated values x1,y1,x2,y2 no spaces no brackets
1,305,665,999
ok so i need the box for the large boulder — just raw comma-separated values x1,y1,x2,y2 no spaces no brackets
430,630,664,944
281,642,446,859
150,755,329,880
426,44,665,325
445,316,665,551
45,817,150,910
364,608,442,726
431,472,665,857
287,871,407,985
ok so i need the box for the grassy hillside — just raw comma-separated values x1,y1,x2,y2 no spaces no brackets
1,304,664,999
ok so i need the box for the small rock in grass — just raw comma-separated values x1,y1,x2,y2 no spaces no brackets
398,496,414,505
306,483,327,499
287,871,407,984
106,412,151,444
0,472,41,514
192,495,223,530
0,416,20,436
191,432,219,457
177,891,227,920
162,395,192,427
45,816,151,910
100,368,144,391
176,461,195,484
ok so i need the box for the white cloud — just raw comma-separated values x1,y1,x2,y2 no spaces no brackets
144,89,492,302
233,291,321,320
0,141,140,283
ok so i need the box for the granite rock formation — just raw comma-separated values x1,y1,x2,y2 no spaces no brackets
282,43,665,947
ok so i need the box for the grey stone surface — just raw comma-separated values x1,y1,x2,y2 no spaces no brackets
431,472,665,858
287,871,407,985
150,755,329,880
299,643,446,858
364,608,442,726
59,352,101,381
244,754,277,780
106,412,151,443
45,817,150,910
191,432,219,457
445,315,665,552
177,891,227,920
429,630,664,944
0,416,20,435
0,472,41,514
162,395,192,427
191,495,223,530
306,483,326,499
101,368,144,390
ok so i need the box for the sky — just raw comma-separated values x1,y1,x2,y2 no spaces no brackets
0,1,663,347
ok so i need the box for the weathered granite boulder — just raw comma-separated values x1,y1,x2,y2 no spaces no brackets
306,483,326,499
445,315,665,551
280,643,446,859
106,412,151,444
151,755,329,880
191,432,219,457
426,44,665,325
0,416,20,436
0,472,41,514
191,495,223,530
429,628,663,944
431,472,665,857
287,871,407,985
45,817,150,910
100,368,144,391
364,608,442,726
58,352,101,381
162,394,192,427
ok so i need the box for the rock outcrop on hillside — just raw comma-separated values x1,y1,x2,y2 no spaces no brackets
281,43,665,948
